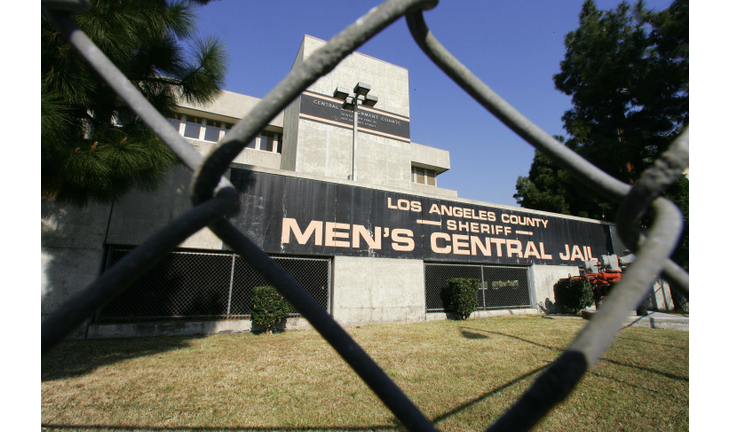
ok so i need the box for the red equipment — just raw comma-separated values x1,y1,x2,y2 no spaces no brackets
572,253,634,301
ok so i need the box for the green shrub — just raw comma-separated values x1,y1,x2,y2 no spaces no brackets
445,278,480,320
553,278,594,314
593,283,615,308
251,286,291,333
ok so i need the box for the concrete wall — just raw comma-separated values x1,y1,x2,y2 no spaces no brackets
286,34,412,187
283,35,453,198
41,201,111,336
331,256,426,326
291,117,415,190
290,117,355,180
356,131,412,190
530,264,581,314
190,139,282,169
178,89,284,128
86,317,313,339
282,100,302,172
234,148,282,169
106,165,223,250
281,41,306,172
645,279,675,310
410,142,451,174
411,182,458,199
299,35,410,118
425,307,541,321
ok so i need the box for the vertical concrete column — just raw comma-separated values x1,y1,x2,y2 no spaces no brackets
41,201,112,337
331,256,426,326
529,264,581,314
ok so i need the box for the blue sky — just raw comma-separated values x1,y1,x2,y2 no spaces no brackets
191,0,674,207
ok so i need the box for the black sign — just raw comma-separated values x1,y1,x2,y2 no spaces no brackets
299,92,410,140
227,169,615,266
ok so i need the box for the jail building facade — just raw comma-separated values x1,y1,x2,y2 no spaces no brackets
41,35,670,338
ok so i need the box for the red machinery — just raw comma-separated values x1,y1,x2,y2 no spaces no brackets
573,253,634,301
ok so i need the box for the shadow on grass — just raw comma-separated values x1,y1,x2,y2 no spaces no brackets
42,321,687,431
430,363,550,426
595,355,689,382
457,325,688,384
40,364,549,432
42,363,564,432
459,326,564,352
41,335,205,382
459,329,490,339
616,333,689,350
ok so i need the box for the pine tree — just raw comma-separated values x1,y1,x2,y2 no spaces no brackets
514,0,687,216
513,0,688,268
42,0,227,207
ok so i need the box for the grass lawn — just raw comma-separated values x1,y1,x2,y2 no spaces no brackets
41,315,688,431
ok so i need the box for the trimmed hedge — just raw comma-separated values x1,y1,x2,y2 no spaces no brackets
445,278,480,320
251,286,291,333
553,277,594,314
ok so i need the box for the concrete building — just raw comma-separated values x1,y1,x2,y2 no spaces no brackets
41,35,673,339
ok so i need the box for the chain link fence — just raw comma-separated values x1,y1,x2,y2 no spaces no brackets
97,248,331,321
425,263,531,312
41,0,689,430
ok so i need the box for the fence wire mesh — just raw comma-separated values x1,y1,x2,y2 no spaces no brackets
424,263,531,312
41,0,689,431
98,248,330,321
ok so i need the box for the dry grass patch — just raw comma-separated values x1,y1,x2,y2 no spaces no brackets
42,315,688,431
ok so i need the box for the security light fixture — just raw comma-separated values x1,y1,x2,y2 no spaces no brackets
353,82,371,96
333,87,350,101
362,94,378,107
331,83,379,181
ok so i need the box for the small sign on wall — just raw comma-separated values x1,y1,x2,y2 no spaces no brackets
299,92,410,140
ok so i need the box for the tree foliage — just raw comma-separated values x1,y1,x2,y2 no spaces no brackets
42,0,227,207
514,0,688,268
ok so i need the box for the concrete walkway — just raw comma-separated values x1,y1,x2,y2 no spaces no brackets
582,310,689,332
623,311,689,332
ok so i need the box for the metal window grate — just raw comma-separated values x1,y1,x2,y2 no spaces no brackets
100,249,232,320
41,1,689,431
481,265,531,310
425,263,531,312
97,248,330,321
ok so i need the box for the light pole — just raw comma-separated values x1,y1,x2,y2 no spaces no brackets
333,82,378,181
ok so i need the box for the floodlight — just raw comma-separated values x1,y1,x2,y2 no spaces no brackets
362,94,378,107
353,82,371,96
333,87,349,100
